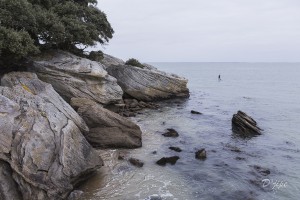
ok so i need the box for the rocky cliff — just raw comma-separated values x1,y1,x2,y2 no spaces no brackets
0,51,190,200
0,72,102,200
27,50,123,105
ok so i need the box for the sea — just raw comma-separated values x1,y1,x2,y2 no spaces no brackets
80,63,300,200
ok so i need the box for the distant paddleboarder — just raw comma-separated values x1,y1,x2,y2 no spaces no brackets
218,74,221,81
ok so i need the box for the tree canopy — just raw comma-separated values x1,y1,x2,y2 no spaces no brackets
0,0,114,61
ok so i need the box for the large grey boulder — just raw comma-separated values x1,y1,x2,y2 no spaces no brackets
100,54,125,69
106,64,189,101
27,50,123,105
100,55,156,71
1,72,88,133
0,72,102,200
77,101,142,149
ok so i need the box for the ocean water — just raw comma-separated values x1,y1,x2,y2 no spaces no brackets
80,63,300,200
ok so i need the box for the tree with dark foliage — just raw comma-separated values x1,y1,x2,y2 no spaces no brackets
0,0,113,64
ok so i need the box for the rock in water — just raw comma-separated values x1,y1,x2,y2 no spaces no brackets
78,103,142,149
232,111,262,136
106,64,189,101
0,72,102,200
27,50,123,105
162,128,179,137
156,156,180,166
169,147,182,152
129,158,144,168
195,149,207,160
191,110,202,114
250,165,271,176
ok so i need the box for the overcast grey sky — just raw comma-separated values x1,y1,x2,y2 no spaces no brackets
96,0,300,62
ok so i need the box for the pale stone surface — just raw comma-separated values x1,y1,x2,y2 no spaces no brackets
0,72,102,200
100,54,125,68
78,104,142,149
1,72,88,133
0,95,20,154
70,97,99,110
106,64,189,101
27,50,123,105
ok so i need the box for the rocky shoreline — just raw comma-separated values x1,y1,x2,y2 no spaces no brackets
0,51,189,200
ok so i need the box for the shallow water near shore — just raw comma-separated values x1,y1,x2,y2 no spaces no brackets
80,63,300,200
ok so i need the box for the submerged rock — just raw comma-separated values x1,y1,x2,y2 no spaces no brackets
27,50,123,104
195,149,207,160
106,64,189,101
232,111,262,136
0,72,102,200
78,103,142,149
250,165,271,176
156,156,180,166
162,128,179,137
236,157,246,161
224,144,242,153
148,195,163,200
191,110,202,114
169,147,182,152
129,158,144,168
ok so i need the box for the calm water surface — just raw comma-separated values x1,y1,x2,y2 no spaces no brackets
80,63,300,200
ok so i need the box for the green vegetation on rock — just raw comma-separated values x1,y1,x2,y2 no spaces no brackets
88,50,104,62
0,0,113,64
125,58,145,68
